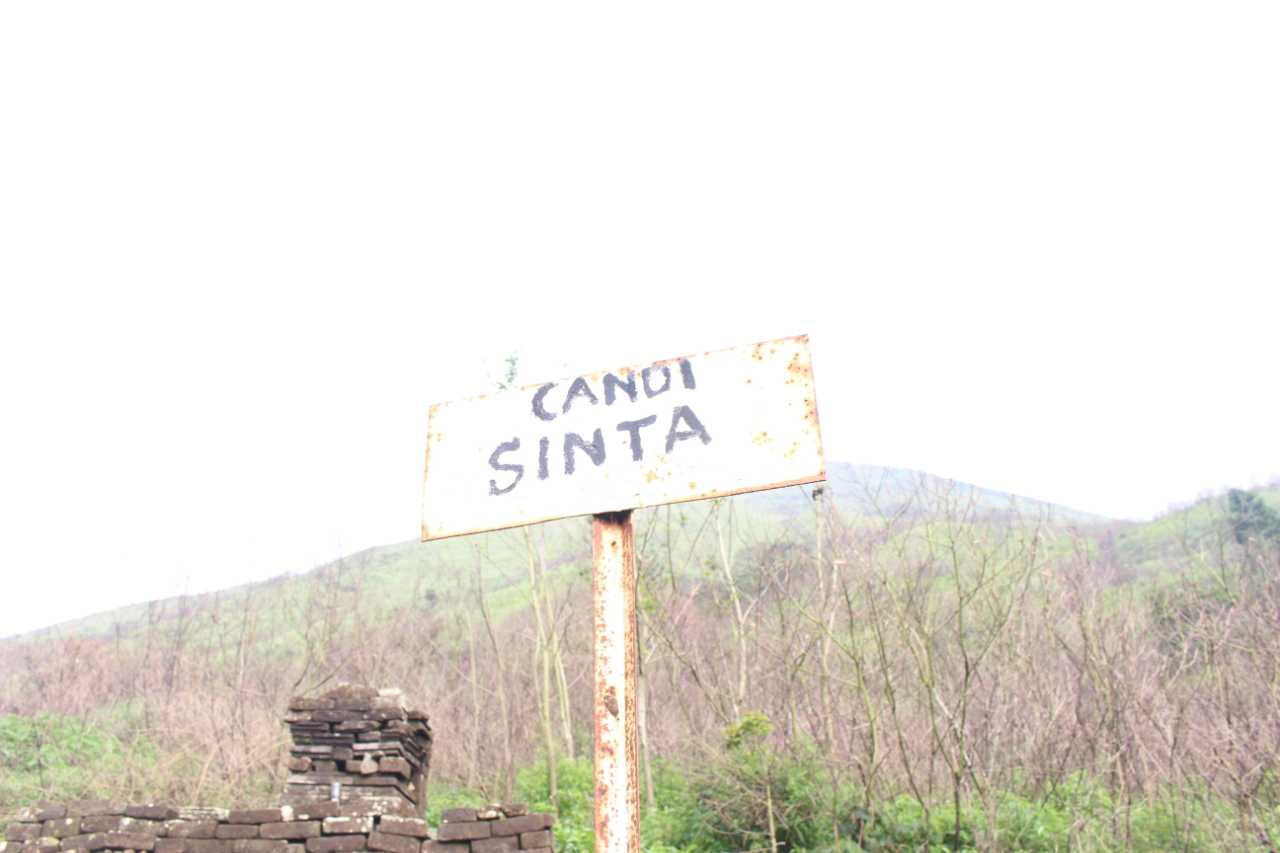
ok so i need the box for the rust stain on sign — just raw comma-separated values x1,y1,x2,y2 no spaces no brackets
422,334,826,540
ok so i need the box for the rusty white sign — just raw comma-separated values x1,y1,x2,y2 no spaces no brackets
421,334,825,540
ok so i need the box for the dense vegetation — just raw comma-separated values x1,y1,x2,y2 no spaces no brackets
2,469,1279,853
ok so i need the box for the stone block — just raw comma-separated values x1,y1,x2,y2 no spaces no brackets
366,834,417,853
437,810,474,825
68,803,129,819
488,817,551,839
126,808,179,823
79,818,124,835
14,810,41,824
286,757,312,773
291,806,338,822
156,840,184,853
366,710,406,723
304,837,366,853
184,841,233,853
163,824,216,840
320,819,371,836
420,844,468,853
258,824,319,842
471,838,519,853
519,831,551,850
373,819,427,839
5,827,40,843
377,758,410,778
310,711,361,724
331,750,353,763
437,823,488,843
60,835,93,850
524,848,552,853
499,806,527,819
32,839,59,853
228,811,283,826
215,827,258,840
231,842,288,853
36,807,67,822
476,807,501,822
87,833,157,851
177,812,228,824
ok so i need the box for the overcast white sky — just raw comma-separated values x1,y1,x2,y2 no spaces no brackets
2,3,1276,638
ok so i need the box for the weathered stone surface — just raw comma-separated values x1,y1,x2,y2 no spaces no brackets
377,758,410,778
437,823,489,843
286,757,312,773
163,823,217,839
214,827,258,840
335,722,378,732
438,809,475,825
126,807,180,823
366,833,417,853
470,837,519,853
476,806,501,821
60,834,94,850
231,841,288,853
68,802,129,819
87,832,157,851
258,824,319,841
177,811,229,824
519,831,552,850
321,819,371,837
5,826,40,843
289,698,336,712
524,847,552,853
365,710,406,723
291,805,339,822
373,818,427,839
331,749,353,763
36,807,67,822
228,810,283,826
488,816,552,838
499,805,527,819
304,837,367,853
156,839,184,853
311,711,362,724
420,843,468,853
80,818,125,834
184,841,233,853
286,845,305,853
14,809,41,823
338,801,415,820
32,839,59,853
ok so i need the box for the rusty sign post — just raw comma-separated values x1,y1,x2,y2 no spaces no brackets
422,334,825,853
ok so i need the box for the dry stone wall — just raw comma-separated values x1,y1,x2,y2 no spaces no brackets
428,805,553,853
2,802,554,853
1,801,436,853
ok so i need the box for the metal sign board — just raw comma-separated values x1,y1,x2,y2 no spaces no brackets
421,334,825,541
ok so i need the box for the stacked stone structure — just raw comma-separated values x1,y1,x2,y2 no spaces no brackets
282,686,432,816
429,806,553,853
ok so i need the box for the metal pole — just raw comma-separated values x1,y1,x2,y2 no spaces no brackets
592,510,639,853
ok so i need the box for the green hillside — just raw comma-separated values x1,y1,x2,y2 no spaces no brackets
4,471,1280,853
